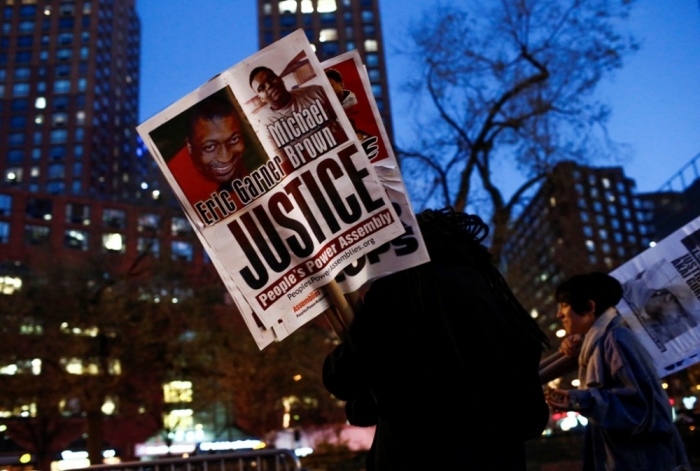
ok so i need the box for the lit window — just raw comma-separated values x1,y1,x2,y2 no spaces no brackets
102,233,125,253
52,112,68,126
279,0,297,14
35,96,46,109
5,167,23,183
363,39,380,54
319,28,337,42
300,0,313,12
317,0,337,12
164,381,194,403
65,229,89,251
56,48,72,61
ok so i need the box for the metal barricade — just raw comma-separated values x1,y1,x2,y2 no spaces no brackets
84,449,303,471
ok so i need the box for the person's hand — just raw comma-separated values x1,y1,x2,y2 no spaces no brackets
544,387,572,411
559,334,584,357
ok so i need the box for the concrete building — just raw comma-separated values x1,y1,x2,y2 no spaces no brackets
257,0,393,139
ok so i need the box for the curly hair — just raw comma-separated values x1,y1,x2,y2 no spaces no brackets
417,207,549,350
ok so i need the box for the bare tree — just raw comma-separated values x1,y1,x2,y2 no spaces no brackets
399,0,638,260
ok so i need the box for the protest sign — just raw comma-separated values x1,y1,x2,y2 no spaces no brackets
611,215,700,377
137,30,405,335
321,51,430,292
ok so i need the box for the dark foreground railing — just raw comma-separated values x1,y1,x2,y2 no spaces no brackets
84,450,303,471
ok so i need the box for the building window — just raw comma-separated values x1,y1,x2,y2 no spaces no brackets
364,39,378,52
0,221,8,244
19,5,36,17
102,233,125,253
319,28,337,42
5,167,22,184
317,0,337,12
171,217,192,236
279,0,297,14
10,115,27,128
52,112,68,126
65,230,89,251
164,381,193,403
103,209,126,229
54,79,71,93
0,194,12,216
8,149,23,163
366,53,379,66
346,41,355,51
12,82,30,96
363,24,375,36
371,84,382,97
138,214,160,232
24,225,50,246
26,198,52,220
18,21,34,33
172,241,193,262
8,133,25,146
57,32,73,45
48,164,65,180
46,181,65,194
50,146,67,160
137,237,159,257
361,10,374,22
14,67,30,80
66,203,89,225
280,14,296,27
50,129,68,144
320,12,335,24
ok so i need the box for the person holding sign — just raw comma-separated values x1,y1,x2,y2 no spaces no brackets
545,272,689,471
323,208,549,471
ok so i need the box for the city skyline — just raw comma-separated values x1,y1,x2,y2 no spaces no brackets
137,0,700,196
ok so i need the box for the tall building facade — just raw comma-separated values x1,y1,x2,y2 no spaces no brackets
0,0,153,200
0,0,209,278
257,0,393,139
0,1,212,463
502,161,651,343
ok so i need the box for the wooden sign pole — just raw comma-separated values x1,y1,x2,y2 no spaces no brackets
323,279,356,341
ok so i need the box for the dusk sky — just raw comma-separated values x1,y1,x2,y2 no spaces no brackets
136,0,700,197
